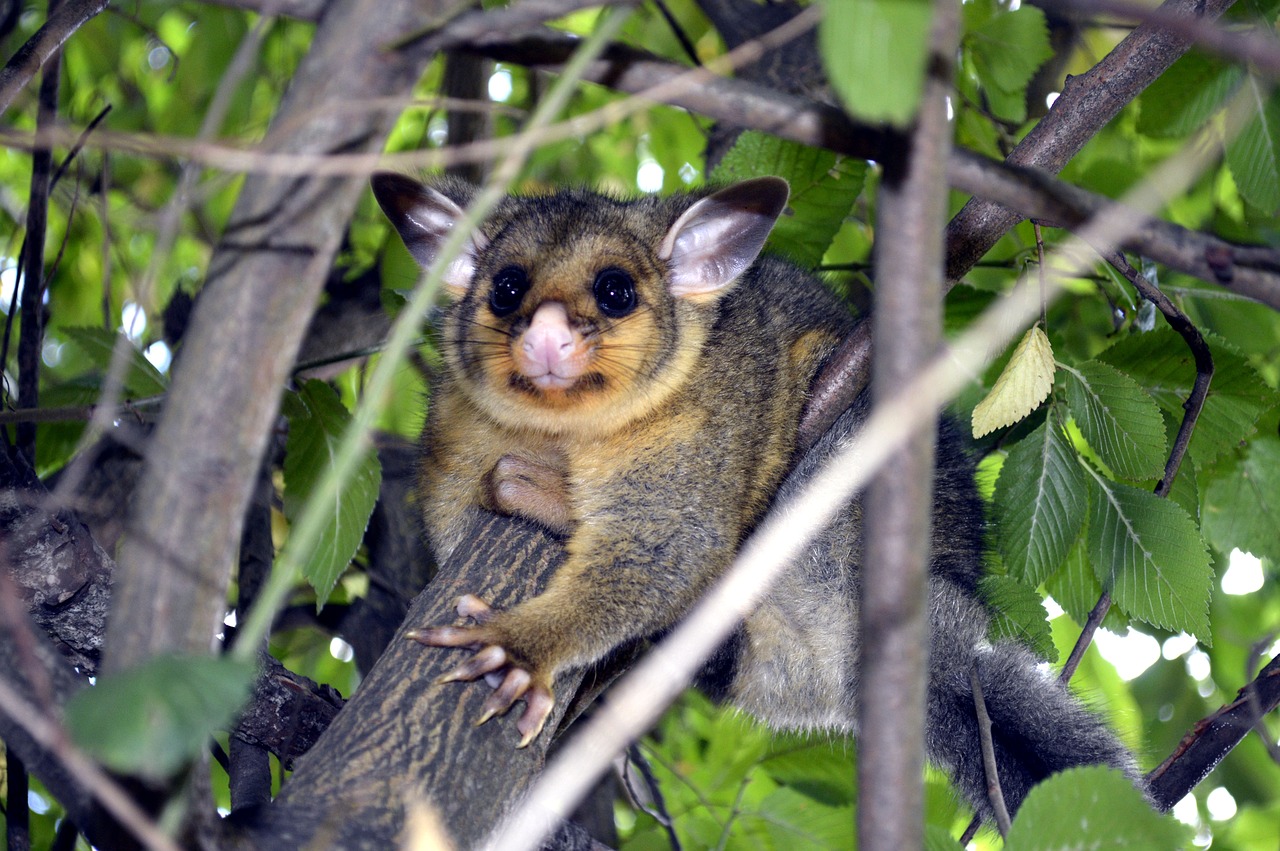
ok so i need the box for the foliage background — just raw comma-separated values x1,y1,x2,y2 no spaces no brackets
0,0,1278,848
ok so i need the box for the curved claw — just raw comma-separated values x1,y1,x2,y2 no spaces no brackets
405,592,558,747
437,644,508,684
406,624,488,649
477,668,532,725
515,684,556,748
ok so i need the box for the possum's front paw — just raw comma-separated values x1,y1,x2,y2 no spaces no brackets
486,454,573,535
407,594,557,747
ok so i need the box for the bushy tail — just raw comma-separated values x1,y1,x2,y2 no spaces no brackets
926,638,1142,819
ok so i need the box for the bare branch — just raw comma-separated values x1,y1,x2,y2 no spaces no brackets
0,0,107,116
1043,0,1280,78
946,0,1238,281
969,664,1012,836
1146,654,1280,811
857,0,957,843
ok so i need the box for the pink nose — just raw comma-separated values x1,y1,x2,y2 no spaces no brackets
520,302,574,373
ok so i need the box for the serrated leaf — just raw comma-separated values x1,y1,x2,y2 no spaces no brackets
981,575,1057,662
712,131,866,268
1005,765,1188,849
1045,540,1129,633
1203,436,1280,564
755,785,853,849
1087,474,1213,640
283,380,382,606
994,407,1087,587
1096,328,1277,467
63,326,168,397
820,0,932,127
1226,78,1280,213
1137,51,1242,138
65,655,256,781
973,325,1056,437
966,6,1053,124
1061,360,1167,480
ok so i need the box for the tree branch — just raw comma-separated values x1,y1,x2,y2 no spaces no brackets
945,0,1238,281
0,0,107,117
102,0,436,674
857,0,956,843
1146,654,1280,811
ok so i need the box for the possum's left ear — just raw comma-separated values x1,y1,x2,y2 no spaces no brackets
371,172,486,298
658,177,789,298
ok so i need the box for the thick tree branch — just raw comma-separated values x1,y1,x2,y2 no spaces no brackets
103,0,437,674
230,512,574,850
857,0,956,839
945,0,1238,281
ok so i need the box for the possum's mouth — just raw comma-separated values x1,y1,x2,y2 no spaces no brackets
508,371,608,399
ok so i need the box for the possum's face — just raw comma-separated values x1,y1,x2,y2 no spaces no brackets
445,197,698,437
370,173,790,438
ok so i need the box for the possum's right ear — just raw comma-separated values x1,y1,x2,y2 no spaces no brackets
371,173,485,297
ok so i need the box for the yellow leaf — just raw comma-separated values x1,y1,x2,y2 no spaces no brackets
972,326,1056,438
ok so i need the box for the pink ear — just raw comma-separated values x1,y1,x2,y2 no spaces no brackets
371,173,485,297
658,177,789,297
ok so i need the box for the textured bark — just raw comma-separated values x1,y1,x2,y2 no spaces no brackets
103,0,439,674
230,512,573,850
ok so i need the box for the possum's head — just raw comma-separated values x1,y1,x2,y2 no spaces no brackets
372,174,788,437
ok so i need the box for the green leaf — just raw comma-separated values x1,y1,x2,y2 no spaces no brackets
711,131,867,268
1096,328,1277,467
925,824,967,851
820,0,932,127
1061,360,1167,480
981,574,1057,662
1137,51,1242,138
1227,79,1280,213
1005,766,1188,849
762,741,855,807
754,786,853,849
65,655,256,781
994,408,1087,586
1203,436,1280,564
1045,540,1127,633
62,326,168,397
965,6,1053,124
282,380,382,606
1086,473,1213,640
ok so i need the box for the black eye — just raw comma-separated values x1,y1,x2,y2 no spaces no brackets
593,268,637,318
489,265,529,317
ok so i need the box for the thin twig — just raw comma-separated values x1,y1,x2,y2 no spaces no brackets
969,664,1012,836
1059,590,1113,684
1060,248,1216,684
623,744,682,851
0,0,108,116
652,0,701,67
1103,250,1215,497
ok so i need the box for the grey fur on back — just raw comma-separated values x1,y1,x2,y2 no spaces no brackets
718,390,1140,819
